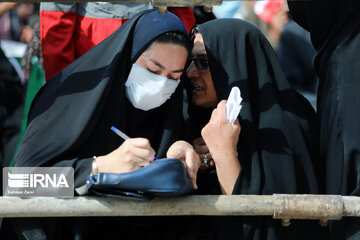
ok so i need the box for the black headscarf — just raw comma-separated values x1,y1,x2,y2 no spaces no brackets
14,9,189,189
288,1,360,239
186,19,327,240
287,0,360,52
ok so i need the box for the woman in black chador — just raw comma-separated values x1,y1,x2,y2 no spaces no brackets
185,19,329,239
288,1,360,239
14,9,201,189
8,9,204,240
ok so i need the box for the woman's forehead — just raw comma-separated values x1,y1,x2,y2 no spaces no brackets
141,42,188,72
145,42,188,58
192,34,206,55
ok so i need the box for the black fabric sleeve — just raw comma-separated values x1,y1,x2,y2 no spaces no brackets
52,157,93,189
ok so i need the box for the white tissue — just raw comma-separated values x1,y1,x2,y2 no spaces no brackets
226,87,242,125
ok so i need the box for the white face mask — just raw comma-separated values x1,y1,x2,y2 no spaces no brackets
125,64,181,111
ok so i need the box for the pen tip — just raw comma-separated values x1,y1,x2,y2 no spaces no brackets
110,126,116,131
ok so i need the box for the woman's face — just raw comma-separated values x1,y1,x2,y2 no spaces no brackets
186,33,218,108
135,42,188,80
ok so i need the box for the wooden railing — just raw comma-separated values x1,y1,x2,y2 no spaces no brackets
0,194,359,227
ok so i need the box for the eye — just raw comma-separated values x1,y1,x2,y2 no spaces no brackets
198,58,208,68
147,68,159,75
168,73,181,81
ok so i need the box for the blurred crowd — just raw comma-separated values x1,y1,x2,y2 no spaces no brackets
0,2,43,172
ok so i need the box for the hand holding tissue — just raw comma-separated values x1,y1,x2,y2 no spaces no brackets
226,87,243,124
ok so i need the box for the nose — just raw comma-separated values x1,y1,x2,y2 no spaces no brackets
186,61,200,79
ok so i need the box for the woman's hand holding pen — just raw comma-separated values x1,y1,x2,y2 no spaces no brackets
167,141,201,190
96,138,156,173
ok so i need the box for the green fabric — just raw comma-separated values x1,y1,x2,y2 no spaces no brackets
9,57,45,168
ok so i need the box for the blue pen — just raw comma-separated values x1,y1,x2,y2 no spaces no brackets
110,126,130,140
110,126,157,160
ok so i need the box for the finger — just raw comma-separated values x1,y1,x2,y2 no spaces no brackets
186,160,194,179
201,125,209,140
233,119,241,134
190,169,198,190
210,107,218,121
217,100,227,112
131,147,155,161
217,100,228,120
127,152,153,167
167,147,185,160
185,152,200,190
129,139,156,159
129,138,151,148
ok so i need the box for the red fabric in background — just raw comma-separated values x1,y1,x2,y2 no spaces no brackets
41,7,195,81
74,16,128,58
41,11,128,80
40,10,77,81
255,0,286,24
169,7,196,33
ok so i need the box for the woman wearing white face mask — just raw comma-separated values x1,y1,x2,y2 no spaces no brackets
125,54,182,111
14,9,201,195
10,9,202,239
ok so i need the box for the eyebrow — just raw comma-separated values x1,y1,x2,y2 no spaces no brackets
150,59,184,73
